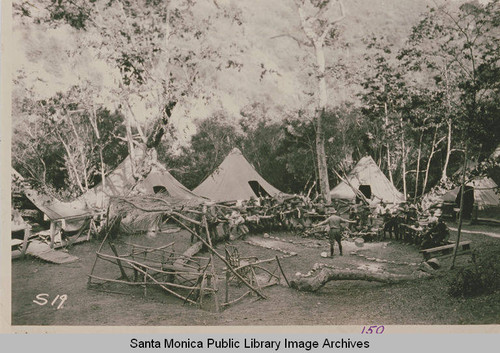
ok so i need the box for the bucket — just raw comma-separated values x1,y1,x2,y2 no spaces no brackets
354,238,365,247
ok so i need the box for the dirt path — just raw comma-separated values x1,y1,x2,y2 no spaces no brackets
448,227,500,238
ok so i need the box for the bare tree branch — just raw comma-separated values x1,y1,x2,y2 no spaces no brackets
270,34,311,47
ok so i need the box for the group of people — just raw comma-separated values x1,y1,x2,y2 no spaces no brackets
191,195,328,243
379,202,450,249
188,194,450,254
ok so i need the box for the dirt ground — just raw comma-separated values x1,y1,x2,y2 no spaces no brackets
11,223,500,326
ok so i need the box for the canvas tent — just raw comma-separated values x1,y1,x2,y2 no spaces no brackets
193,147,283,202
136,169,205,200
12,168,92,223
12,168,95,251
74,150,145,209
76,150,205,209
441,177,499,211
330,156,405,204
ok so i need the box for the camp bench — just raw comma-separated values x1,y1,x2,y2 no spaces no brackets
419,241,472,261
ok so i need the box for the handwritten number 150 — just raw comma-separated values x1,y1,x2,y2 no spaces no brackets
361,325,384,334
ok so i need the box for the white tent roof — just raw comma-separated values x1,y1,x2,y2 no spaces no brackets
442,177,499,210
76,149,204,209
135,168,206,202
330,156,405,204
12,168,91,220
193,148,283,202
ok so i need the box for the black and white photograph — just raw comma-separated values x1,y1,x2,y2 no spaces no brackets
3,0,500,329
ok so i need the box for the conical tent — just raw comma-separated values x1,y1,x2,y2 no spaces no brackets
76,150,205,209
330,156,405,204
442,177,499,210
193,148,282,202
75,151,143,209
135,168,207,202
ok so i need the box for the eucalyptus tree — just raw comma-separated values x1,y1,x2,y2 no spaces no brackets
359,37,411,197
13,0,245,190
291,0,346,203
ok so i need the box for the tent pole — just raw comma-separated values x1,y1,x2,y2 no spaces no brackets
203,213,220,312
451,146,468,270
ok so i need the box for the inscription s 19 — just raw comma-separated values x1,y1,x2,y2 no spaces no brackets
33,294,68,309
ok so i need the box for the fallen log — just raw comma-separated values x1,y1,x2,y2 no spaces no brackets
290,267,431,292
173,242,203,269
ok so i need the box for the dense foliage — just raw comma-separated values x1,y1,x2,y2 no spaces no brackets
11,0,500,199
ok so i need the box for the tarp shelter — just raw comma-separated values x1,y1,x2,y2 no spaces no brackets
76,149,205,209
441,177,499,211
330,156,405,204
12,168,94,249
12,169,92,223
193,148,283,202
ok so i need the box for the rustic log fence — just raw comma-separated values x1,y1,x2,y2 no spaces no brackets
88,197,288,310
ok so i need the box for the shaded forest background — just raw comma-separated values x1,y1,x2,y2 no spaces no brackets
11,0,500,201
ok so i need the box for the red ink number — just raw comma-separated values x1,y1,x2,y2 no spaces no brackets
361,325,384,334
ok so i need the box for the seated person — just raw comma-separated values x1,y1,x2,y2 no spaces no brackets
420,218,450,249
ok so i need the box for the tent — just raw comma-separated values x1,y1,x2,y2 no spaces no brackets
12,168,92,222
12,168,94,252
193,147,283,202
74,150,145,209
135,169,205,200
76,150,205,209
441,177,499,211
330,156,405,204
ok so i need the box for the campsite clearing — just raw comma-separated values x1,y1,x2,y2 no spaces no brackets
11,223,500,326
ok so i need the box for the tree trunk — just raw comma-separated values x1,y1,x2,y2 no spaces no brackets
422,125,439,196
290,267,430,292
67,115,89,190
55,129,85,193
400,116,407,199
451,146,467,270
98,146,106,204
126,101,147,144
384,103,394,185
124,112,137,178
88,108,106,202
441,119,452,183
315,41,331,203
441,63,452,183
414,131,423,202
316,110,331,203
294,0,344,204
